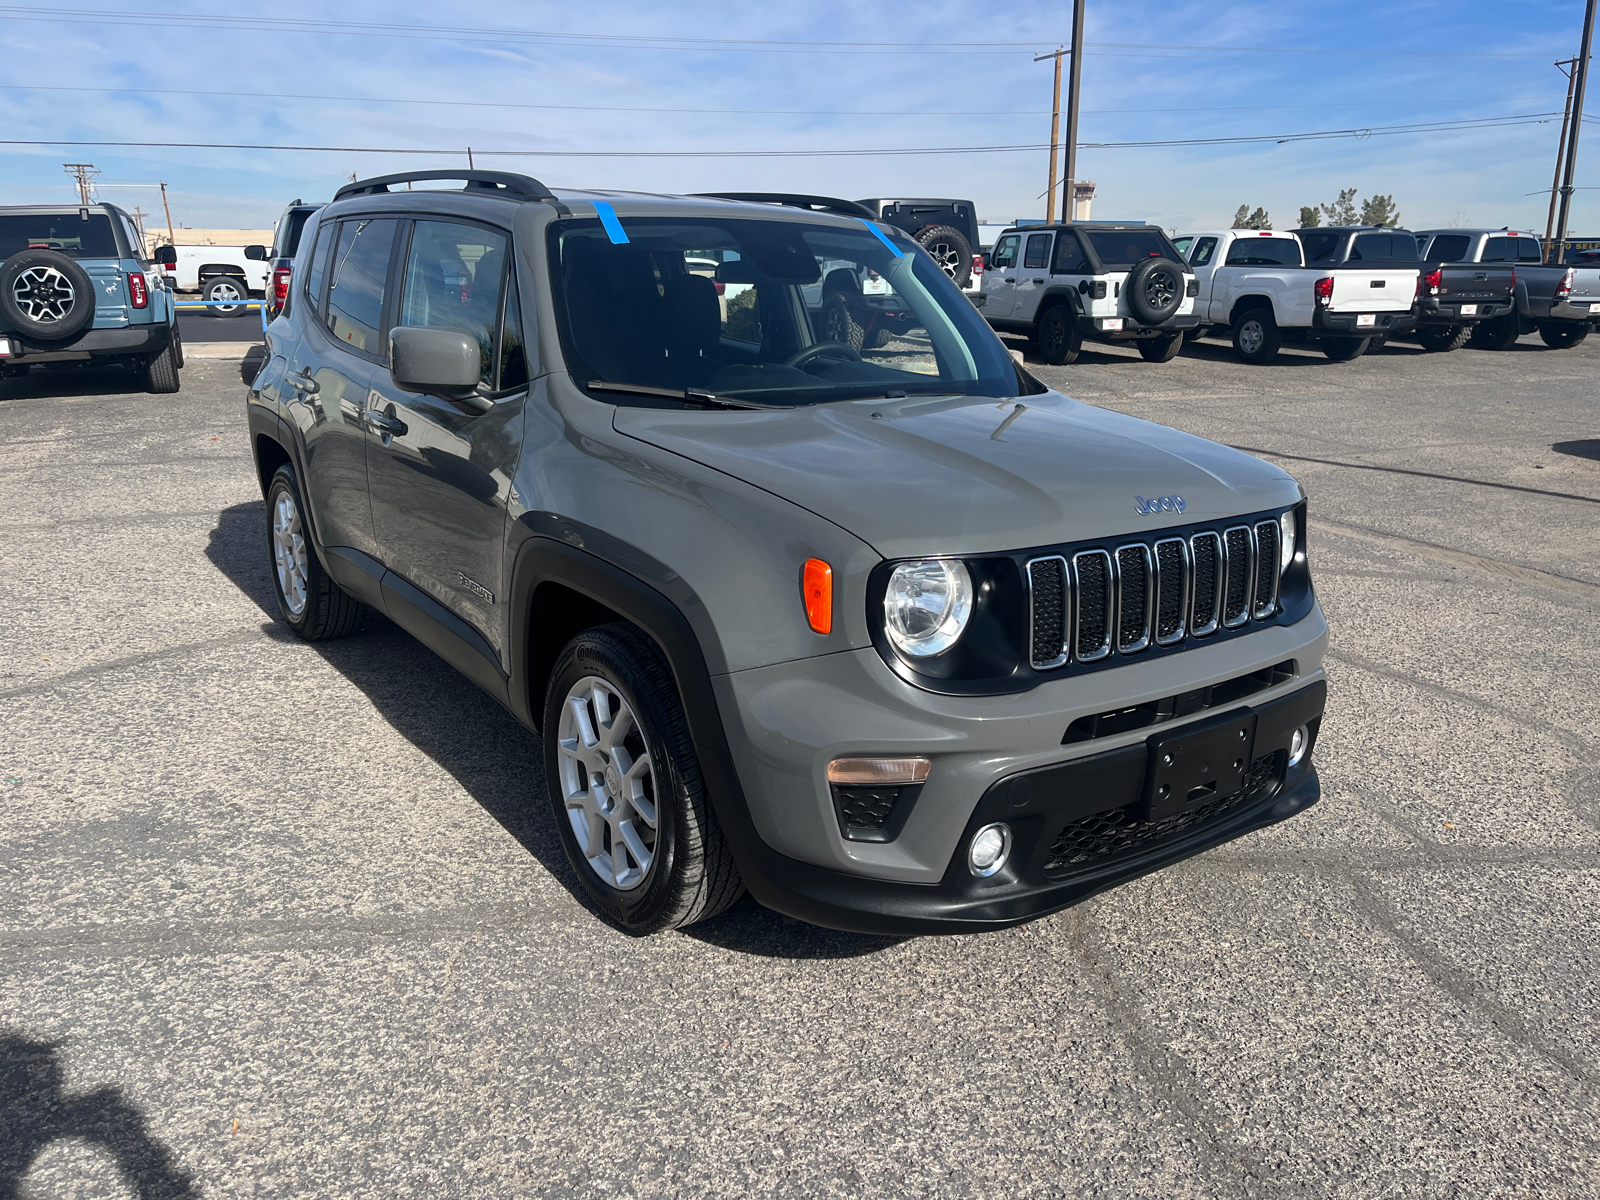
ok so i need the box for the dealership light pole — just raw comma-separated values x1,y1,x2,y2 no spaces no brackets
1036,46,1066,224
1061,0,1086,222
1553,0,1596,263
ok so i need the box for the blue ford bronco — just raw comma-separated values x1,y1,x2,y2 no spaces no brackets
0,203,182,394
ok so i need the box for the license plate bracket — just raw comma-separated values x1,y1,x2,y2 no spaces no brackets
1460,304,1478,315
1138,709,1258,823
1356,313,1377,327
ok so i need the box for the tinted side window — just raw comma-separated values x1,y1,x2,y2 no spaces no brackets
301,223,334,317
1084,230,1171,267
1481,237,1516,262
1225,237,1301,266
1052,232,1088,273
283,210,314,258
1299,231,1341,264
398,219,509,386
326,218,399,354
1426,234,1471,262
1171,236,1192,257
990,235,1019,269
499,276,528,390
1517,237,1544,263
1188,237,1218,266
1023,234,1053,270
1349,233,1418,262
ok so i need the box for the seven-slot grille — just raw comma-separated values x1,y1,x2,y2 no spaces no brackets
1026,518,1285,671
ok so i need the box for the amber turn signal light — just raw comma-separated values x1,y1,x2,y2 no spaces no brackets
802,558,833,634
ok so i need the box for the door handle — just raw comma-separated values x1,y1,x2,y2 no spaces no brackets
286,368,319,395
363,408,408,437
1003,277,1016,283
1031,277,1045,284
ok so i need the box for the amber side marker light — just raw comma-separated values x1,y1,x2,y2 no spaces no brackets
827,757,932,785
802,557,833,634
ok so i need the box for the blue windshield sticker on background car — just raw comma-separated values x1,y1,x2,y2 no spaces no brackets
593,201,629,245
861,220,904,258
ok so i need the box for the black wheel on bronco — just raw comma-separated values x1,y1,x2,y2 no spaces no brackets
1469,315,1521,350
914,225,973,288
1036,303,1081,365
1125,257,1185,325
0,249,96,341
203,275,252,317
142,337,181,394
1137,332,1184,363
544,624,744,935
1230,308,1281,364
1537,321,1589,349
1417,324,1470,353
1321,337,1371,361
264,464,366,640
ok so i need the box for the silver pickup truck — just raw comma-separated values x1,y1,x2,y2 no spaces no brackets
1413,229,1600,350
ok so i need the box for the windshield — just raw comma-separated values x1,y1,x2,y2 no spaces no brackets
0,213,119,259
1084,229,1177,268
548,215,1018,405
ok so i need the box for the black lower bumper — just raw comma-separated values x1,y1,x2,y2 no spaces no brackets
1313,309,1415,336
1417,297,1514,325
1075,313,1201,338
0,323,171,363
739,680,1327,936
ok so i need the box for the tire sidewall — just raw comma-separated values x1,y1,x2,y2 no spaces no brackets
204,275,251,316
914,225,973,288
1232,310,1278,362
0,249,97,341
1038,304,1078,364
1126,257,1183,325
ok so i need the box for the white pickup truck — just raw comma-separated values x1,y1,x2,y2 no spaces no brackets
150,244,269,315
1174,227,1419,363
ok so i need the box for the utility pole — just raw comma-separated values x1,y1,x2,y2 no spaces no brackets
1553,0,1596,265
63,162,99,204
159,182,176,248
1035,47,1067,224
1061,0,1086,223
1544,58,1578,261
130,205,149,252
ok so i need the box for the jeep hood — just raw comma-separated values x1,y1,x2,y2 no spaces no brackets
613,389,1300,558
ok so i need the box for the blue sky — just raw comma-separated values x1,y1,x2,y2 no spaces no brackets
1,0,1594,236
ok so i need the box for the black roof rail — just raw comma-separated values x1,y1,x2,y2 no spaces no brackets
692,192,876,220
332,169,559,204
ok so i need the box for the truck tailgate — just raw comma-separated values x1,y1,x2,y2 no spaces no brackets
1327,268,1416,313
1436,263,1514,305
1568,267,1600,309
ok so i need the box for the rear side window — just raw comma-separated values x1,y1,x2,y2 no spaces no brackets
1188,237,1218,266
0,213,119,259
990,235,1019,269
1299,231,1341,264
1225,237,1301,266
1023,234,1053,270
398,219,510,388
1348,233,1419,262
326,218,399,354
301,223,334,315
1426,234,1471,262
1052,232,1088,273
1084,230,1173,267
1482,237,1516,262
282,209,315,258
1517,237,1543,263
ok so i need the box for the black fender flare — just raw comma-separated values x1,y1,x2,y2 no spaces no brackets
244,399,328,552
1036,287,1082,317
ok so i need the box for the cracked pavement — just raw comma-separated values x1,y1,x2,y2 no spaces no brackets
2,331,1598,1197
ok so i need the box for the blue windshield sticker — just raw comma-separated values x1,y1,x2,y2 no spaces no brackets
594,201,629,245
861,219,904,257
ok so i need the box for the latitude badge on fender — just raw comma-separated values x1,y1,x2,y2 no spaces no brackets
1135,494,1186,515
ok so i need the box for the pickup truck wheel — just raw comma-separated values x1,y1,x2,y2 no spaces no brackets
264,464,367,640
1230,309,1281,363
1469,315,1521,350
0,249,96,341
1417,324,1470,352
915,225,973,288
1138,332,1183,362
544,624,744,935
203,275,252,317
1037,304,1081,365
1321,337,1370,361
142,339,181,393
1537,322,1589,349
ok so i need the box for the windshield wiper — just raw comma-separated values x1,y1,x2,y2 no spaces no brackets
583,380,789,411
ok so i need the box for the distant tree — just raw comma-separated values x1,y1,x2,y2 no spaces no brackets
1359,193,1401,227
1231,204,1272,229
1298,206,1321,228
1320,187,1359,226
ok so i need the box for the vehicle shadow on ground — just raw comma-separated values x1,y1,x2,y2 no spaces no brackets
0,1030,200,1198
1553,439,1600,462
203,502,902,959
0,364,149,400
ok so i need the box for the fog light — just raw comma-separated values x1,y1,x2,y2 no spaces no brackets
1288,725,1309,768
967,822,1012,877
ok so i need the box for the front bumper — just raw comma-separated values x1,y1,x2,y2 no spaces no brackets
1313,309,1415,336
0,323,171,363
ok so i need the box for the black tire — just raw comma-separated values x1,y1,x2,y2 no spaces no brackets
543,623,744,935
1417,323,1470,353
1470,315,1521,350
1538,321,1589,349
1036,303,1081,365
1124,257,1185,325
1231,307,1281,364
264,464,366,640
169,322,185,369
0,249,96,341
864,325,891,350
1321,337,1371,362
143,338,181,394
1182,326,1208,344
915,225,973,288
820,298,866,352
1138,332,1183,363
203,274,252,317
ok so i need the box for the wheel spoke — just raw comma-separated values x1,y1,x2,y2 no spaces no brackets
618,820,652,876
567,694,599,750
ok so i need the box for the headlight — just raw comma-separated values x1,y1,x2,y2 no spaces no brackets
884,558,972,657
1278,509,1297,576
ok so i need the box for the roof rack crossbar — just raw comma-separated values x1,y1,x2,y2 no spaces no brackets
332,169,559,204
691,192,876,220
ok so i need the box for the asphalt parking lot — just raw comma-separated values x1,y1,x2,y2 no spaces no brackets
2,330,1598,1197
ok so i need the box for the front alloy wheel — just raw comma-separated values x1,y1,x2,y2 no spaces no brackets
272,492,309,617
557,676,659,891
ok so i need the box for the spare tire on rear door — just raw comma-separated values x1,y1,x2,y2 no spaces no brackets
0,249,96,341
1125,256,1185,326
914,225,973,288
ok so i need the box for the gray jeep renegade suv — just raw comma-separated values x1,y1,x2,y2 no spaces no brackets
245,170,1328,936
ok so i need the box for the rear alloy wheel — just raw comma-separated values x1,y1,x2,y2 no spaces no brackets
1138,332,1184,363
264,464,366,640
204,275,251,317
1321,337,1371,361
1231,308,1281,364
914,225,973,289
545,624,744,934
1036,304,1081,365
1469,315,1521,350
1538,321,1589,349
1417,323,1470,353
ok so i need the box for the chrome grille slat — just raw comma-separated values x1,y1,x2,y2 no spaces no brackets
1252,520,1280,618
1025,555,1070,668
1222,525,1253,628
1189,532,1222,637
1114,544,1152,654
1072,550,1113,661
1153,538,1188,645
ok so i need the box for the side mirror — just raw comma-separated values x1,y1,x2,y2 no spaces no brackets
390,326,487,410
244,244,268,261
155,245,177,266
